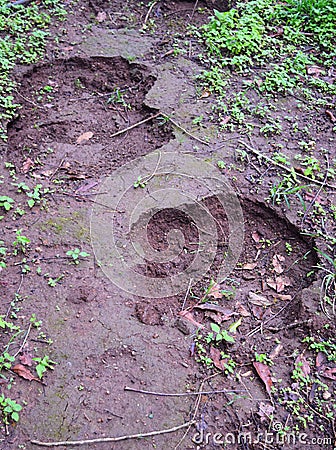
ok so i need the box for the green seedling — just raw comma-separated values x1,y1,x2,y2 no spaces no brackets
33,355,57,379
0,196,14,211
66,248,90,264
255,352,273,366
0,395,22,424
12,230,30,255
206,323,235,344
47,274,64,287
133,176,147,189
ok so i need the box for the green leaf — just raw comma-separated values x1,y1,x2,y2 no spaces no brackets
27,199,35,208
211,323,221,334
11,411,19,422
13,403,22,412
221,330,235,343
228,317,242,333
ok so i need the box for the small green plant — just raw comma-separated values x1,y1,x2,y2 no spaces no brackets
107,89,131,110
133,176,147,189
12,230,30,255
0,196,14,211
66,248,90,264
33,355,57,379
255,352,273,366
206,323,235,344
285,242,293,255
0,395,22,424
47,274,64,287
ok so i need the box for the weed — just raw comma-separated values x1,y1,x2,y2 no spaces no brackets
0,395,22,424
0,196,14,212
33,355,57,379
47,274,64,287
66,248,90,264
206,323,235,344
12,230,30,255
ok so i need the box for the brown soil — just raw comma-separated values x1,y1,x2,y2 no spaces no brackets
1,1,335,450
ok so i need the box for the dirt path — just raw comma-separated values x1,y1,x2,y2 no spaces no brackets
1,1,335,449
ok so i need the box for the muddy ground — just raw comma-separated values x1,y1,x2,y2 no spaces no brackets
1,1,336,449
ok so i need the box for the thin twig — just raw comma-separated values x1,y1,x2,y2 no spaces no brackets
142,150,162,184
181,278,193,311
124,386,243,397
14,89,44,109
174,373,219,449
31,421,195,447
14,322,31,358
238,140,336,189
143,1,157,26
247,287,302,337
109,112,160,139
190,0,199,21
54,192,124,212
166,114,210,146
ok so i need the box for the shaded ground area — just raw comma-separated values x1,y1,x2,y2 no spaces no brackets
1,1,336,450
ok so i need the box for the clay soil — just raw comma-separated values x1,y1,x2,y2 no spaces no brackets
1,1,336,450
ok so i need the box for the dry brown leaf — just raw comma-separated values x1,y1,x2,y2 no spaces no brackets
251,305,266,320
320,367,336,380
200,88,211,98
252,231,262,243
326,110,336,123
295,354,310,377
21,158,34,174
242,262,258,270
235,301,250,317
220,116,231,126
96,11,107,22
270,344,283,360
274,293,292,301
19,353,33,366
195,303,235,320
210,347,226,371
253,362,273,395
178,310,204,329
272,254,285,274
13,364,39,382
248,292,273,307
76,131,93,144
306,65,324,76
208,283,222,299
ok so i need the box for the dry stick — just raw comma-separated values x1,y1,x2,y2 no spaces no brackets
174,373,219,449
109,112,160,139
247,287,302,337
166,115,210,146
13,322,31,358
31,421,195,447
124,386,243,397
238,140,336,190
190,0,199,20
181,278,193,311
143,1,157,26
142,150,162,184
